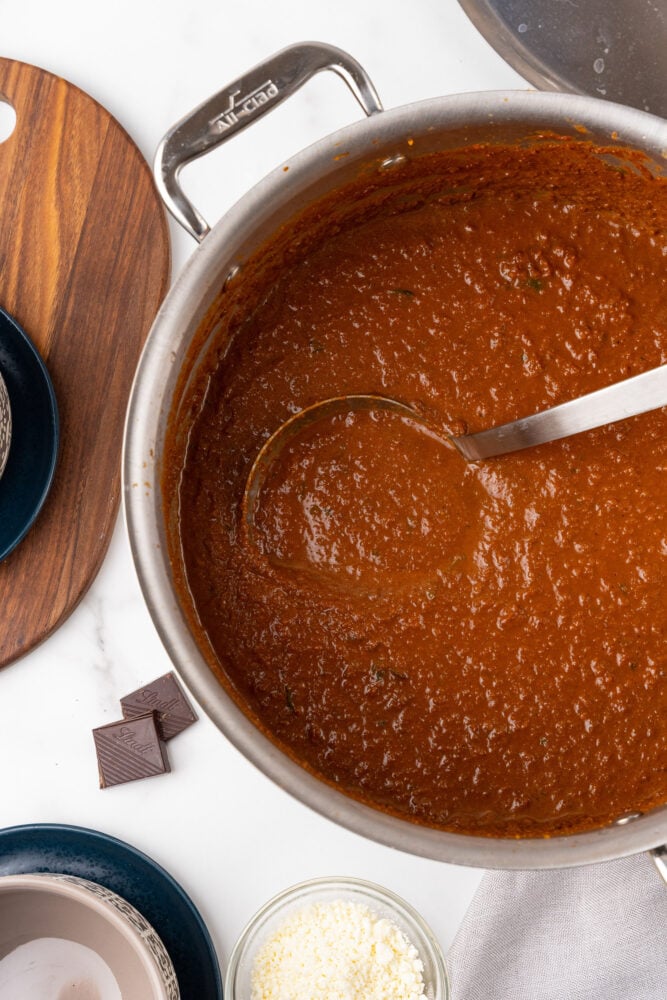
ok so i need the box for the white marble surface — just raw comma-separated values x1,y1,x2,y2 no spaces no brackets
0,0,529,981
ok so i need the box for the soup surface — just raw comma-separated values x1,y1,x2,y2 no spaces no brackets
165,141,667,837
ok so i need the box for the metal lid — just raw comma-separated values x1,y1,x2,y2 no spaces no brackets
459,0,667,117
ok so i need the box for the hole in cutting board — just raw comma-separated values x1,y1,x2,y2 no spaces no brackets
0,100,16,143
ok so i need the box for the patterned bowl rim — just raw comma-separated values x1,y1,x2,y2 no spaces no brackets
0,370,11,481
0,871,180,999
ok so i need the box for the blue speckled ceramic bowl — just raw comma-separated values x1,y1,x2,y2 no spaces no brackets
0,824,222,1000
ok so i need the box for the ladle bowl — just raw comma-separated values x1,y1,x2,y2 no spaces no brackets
243,363,667,542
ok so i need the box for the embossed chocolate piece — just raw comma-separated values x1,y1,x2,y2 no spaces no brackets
92,711,170,788
120,672,197,741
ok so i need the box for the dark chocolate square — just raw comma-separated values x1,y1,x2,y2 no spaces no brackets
93,711,170,788
120,671,197,741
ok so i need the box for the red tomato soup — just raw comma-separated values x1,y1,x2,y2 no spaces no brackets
164,142,667,837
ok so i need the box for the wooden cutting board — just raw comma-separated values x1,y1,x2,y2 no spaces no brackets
0,58,171,667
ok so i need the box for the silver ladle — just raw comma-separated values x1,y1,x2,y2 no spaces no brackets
244,363,667,535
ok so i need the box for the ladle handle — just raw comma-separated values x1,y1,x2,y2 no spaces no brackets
457,362,667,460
154,41,383,242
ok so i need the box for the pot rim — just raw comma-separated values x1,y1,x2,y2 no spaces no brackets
124,87,667,869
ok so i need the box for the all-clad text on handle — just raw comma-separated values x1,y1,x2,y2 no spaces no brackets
155,42,383,242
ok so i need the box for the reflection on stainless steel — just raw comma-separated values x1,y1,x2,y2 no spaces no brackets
615,813,643,826
459,0,667,117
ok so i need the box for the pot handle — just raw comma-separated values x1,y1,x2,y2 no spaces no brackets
651,845,667,886
154,41,383,242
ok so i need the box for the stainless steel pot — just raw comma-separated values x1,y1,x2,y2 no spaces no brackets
124,42,667,876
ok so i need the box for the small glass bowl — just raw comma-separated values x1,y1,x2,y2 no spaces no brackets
225,875,449,1000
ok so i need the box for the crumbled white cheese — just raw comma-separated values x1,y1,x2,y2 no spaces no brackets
250,898,427,1000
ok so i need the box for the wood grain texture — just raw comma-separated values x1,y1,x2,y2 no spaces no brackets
0,58,171,667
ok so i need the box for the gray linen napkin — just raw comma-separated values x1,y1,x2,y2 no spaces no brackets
447,853,667,1000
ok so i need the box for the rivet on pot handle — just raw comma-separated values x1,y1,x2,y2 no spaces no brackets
651,845,667,886
154,41,384,242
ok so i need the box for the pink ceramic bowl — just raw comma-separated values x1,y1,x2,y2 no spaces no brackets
0,872,179,999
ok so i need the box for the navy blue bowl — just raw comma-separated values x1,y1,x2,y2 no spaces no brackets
0,823,223,999
0,307,59,560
